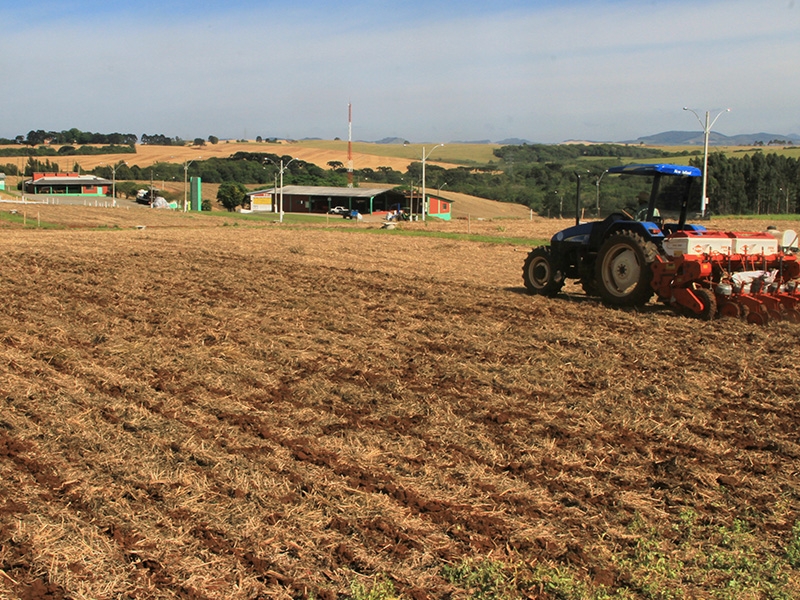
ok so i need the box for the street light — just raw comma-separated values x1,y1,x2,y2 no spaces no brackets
421,143,444,222
279,157,299,223
683,107,730,218
109,162,127,207
261,157,278,214
183,157,201,212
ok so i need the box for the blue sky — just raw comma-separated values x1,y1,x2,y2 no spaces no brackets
1,0,799,143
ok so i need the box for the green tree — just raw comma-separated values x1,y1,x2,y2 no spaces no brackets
115,181,141,200
216,181,248,212
208,135,219,145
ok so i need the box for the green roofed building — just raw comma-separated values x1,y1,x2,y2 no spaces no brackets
23,172,112,196
246,185,407,215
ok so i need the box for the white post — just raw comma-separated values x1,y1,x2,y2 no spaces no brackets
280,160,285,223
279,158,298,223
422,147,427,222
684,107,729,218
701,110,710,217
421,144,444,222
111,161,126,208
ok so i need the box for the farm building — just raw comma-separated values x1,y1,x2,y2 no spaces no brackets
395,189,453,220
246,185,452,219
425,194,452,221
0,173,5,191
246,185,407,215
23,172,112,197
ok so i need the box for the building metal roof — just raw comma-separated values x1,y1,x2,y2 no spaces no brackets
247,185,400,198
28,175,112,186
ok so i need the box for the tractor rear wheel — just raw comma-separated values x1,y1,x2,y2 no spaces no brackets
523,247,564,297
595,231,656,307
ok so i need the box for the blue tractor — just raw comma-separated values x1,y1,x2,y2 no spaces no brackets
522,163,704,307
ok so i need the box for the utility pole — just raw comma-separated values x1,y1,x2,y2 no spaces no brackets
684,107,730,217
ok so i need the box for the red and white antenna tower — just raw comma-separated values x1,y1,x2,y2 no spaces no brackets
347,102,353,188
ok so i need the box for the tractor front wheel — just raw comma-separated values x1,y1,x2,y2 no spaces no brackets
595,231,655,307
523,247,564,297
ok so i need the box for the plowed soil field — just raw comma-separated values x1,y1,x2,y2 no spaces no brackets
2,207,800,599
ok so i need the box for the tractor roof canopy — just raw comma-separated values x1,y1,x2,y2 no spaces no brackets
608,163,701,177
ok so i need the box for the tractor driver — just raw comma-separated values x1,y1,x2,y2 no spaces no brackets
635,191,660,222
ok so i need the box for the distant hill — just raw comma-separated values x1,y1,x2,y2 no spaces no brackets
374,137,408,145
371,137,528,145
631,130,800,146
495,138,531,145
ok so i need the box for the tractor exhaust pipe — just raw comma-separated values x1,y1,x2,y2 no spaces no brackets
574,172,582,226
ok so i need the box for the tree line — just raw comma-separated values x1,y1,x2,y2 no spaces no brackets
5,136,797,216
92,152,348,188
2,158,79,177
413,145,800,217
91,145,800,216
0,145,136,158
699,151,799,215
0,128,222,148
0,129,138,146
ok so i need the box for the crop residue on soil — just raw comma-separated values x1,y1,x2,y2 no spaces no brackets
1,217,800,598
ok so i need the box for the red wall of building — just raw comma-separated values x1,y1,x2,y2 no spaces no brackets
428,196,450,215
32,172,81,181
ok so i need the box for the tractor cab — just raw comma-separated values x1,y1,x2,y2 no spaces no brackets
607,163,703,235
546,163,704,255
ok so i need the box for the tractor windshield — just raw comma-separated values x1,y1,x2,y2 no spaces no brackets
606,163,702,223
653,176,702,220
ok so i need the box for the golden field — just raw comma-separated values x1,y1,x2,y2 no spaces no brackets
0,140,465,175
